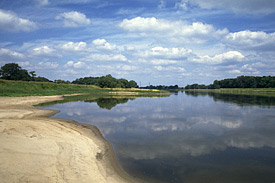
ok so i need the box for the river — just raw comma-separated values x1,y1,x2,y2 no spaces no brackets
41,91,275,183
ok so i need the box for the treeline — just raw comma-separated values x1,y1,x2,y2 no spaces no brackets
72,75,138,88
141,85,179,90
185,76,275,89
0,63,138,88
0,63,51,82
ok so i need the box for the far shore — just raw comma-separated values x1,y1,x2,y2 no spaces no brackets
0,95,140,183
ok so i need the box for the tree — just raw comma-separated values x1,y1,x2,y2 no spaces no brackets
128,80,138,88
0,63,31,81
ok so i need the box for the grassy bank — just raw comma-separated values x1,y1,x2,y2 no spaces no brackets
184,88,275,97
0,79,169,97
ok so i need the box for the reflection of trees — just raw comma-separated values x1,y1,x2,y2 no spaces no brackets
38,95,134,109
95,98,129,110
185,91,275,107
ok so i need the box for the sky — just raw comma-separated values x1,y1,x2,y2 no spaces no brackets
0,0,274,86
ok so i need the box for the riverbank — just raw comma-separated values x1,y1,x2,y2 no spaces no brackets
0,79,169,97
0,95,138,183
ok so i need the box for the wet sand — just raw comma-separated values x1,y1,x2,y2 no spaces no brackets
0,95,137,183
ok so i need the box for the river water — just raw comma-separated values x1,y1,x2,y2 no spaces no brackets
41,91,275,183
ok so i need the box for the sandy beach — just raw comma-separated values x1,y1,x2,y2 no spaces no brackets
0,95,137,183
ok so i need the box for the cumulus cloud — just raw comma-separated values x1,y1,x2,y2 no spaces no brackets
118,65,138,71
0,48,25,59
31,46,61,57
0,9,37,32
55,11,91,27
193,51,245,65
154,66,186,72
0,48,26,63
138,46,193,59
84,54,127,62
59,41,88,52
92,39,117,50
186,0,275,14
239,62,275,75
150,59,178,65
119,17,228,43
37,62,59,69
224,30,275,52
65,61,86,69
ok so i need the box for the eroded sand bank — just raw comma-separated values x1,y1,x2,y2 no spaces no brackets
0,95,137,183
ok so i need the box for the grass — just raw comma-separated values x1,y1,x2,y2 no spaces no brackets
184,88,275,97
0,79,170,97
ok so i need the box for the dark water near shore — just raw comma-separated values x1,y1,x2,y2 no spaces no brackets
41,92,275,183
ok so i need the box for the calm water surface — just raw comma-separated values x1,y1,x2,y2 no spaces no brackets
41,92,275,183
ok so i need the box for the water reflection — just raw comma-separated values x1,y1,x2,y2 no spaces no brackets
41,93,275,183
40,95,135,110
185,91,275,107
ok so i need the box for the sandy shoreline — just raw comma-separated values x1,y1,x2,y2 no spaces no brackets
0,95,137,183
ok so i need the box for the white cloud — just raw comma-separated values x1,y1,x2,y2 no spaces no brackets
31,46,59,57
150,59,178,65
138,46,193,59
186,0,275,14
124,46,135,51
0,48,26,63
119,17,169,33
37,62,59,69
64,60,74,67
119,17,228,43
0,48,25,59
193,51,245,65
118,65,138,71
84,54,127,62
64,61,87,69
175,0,189,11
0,9,37,32
73,61,86,69
154,66,186,72
59,41,88,52
228,69,241,74
224,30,275,52
55,11,91,27
92,39,117,50
239,62,275,75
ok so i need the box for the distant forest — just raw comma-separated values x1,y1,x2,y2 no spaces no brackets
185,76,275,89
141,85,179,90
1,63,275,89
71,75,138,88
0,63,137,88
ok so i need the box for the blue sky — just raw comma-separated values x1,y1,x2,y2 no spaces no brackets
0,0,274,86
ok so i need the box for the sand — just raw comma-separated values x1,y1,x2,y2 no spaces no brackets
0,95,137,183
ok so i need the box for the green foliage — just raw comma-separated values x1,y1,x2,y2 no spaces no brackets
142,85,179,90
95,98,129,110
0,80,168,97
185,76,275,89
72,74,138,88
0,63,52,82
0,63,31,81
185,84,209,89
184,90,275,107
34,76,51,82
54,79,71,84
0,79,107,97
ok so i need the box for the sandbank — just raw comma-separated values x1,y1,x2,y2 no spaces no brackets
0,95,138,183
